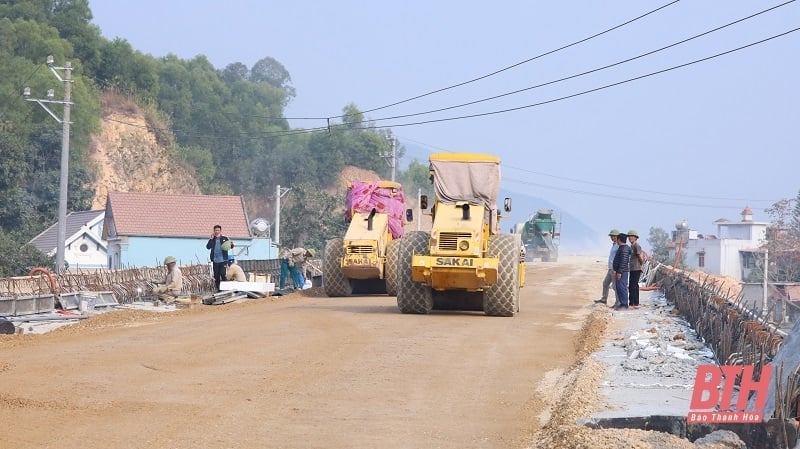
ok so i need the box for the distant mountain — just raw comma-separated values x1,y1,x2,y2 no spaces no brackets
499,188,607,256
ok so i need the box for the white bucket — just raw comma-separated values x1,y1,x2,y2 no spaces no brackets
78,295,96,312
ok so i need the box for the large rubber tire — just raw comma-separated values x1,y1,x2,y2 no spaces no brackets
484,233,521,317
323,238,352,297
396,231,433,314
385,238,400,296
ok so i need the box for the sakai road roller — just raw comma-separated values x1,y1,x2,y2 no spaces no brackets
393,153,524,316
323,180,407,296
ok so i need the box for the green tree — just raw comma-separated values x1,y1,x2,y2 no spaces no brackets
250,56,295,102
95,38,159,98
399,159,434,200
50,0,104,73
278,182,347,253
0,0,51,23
220,62,248,84
647,227,672,265
0,236,53,277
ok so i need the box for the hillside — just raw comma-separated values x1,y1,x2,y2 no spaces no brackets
88,92,202,210
87,92,386,219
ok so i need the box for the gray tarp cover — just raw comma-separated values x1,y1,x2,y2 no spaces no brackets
430,159,500,210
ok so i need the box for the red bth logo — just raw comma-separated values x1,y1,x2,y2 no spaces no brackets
687,365,771,423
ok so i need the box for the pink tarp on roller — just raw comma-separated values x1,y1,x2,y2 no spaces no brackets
345,181,405,239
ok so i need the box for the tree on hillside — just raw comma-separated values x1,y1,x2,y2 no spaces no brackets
220,62,248,84
277,182,347,253
250,56,295,102
399,160,434,200
50,0,104,72
95,38,159,98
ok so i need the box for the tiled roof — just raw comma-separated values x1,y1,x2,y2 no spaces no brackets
105,192,251,238
29,210,105,255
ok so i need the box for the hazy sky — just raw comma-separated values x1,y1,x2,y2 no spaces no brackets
89,1,799,251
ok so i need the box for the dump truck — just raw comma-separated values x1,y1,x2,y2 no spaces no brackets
393,153,524,316
516,209,560,262
323,180,406,296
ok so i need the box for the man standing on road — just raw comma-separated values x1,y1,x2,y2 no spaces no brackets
627,230,645,309
612,233,631,310
206,224,232,292
595,229,619,306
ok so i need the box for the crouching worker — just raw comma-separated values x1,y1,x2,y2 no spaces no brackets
288,248,315,289
152,256,184,303
225,255,246,282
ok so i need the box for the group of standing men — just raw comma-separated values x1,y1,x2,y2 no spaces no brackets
596,229,647,310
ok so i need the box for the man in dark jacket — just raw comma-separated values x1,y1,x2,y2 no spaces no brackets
612,233,631,310
206,224,233,292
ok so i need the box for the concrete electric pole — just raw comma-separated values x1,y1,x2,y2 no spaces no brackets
274,184,292,247
381,131,397,182
23,56,73,273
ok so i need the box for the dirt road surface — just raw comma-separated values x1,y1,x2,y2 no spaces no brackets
1,256,607,449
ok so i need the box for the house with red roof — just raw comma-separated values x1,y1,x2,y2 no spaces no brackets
102,192,276,268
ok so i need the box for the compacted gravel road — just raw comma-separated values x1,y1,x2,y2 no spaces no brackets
0,256,604,449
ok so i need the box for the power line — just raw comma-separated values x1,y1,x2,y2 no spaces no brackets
502,166,776,203
503,176,772,210
355,0,683,117
397,135,778,205
104,27,799,141
346,1,796,124
358,28,800,129
197,1,682,122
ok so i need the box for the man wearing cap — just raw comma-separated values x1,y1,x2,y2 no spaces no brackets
206,224,233,292
287,247,315,289
595,229,620,305
627,230,645,309
225,255,247,282
152,256,184,303
612,233,631,310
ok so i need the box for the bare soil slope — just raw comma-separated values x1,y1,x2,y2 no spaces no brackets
88,92,201,209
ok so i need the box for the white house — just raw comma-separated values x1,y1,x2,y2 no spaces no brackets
28,210,108,271
672,207,768,281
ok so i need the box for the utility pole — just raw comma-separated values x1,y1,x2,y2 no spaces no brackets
274,184,292,246
762,248,769,317
381,131,397,182
24,55,73,273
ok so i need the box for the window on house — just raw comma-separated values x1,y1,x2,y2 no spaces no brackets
743,253,756,269
698,252,705,268
79,243,89,252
